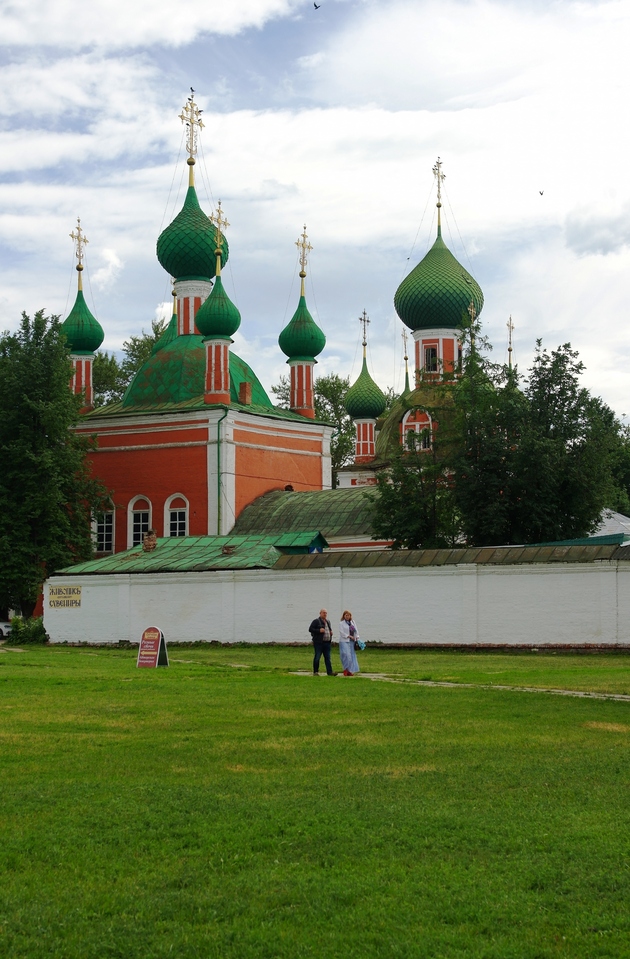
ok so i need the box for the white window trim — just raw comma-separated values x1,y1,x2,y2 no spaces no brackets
92,500,116,554
164,493,189,538
127,495,153,549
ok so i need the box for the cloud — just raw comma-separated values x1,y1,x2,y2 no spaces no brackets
92,249,123,290
0,0,308,49
564,205,630,257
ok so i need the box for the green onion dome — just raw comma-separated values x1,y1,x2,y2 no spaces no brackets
394,228,483,332
345,357,386,420
195,275,241,338
156,185,228,281
61,288,104,354
278,295,326,361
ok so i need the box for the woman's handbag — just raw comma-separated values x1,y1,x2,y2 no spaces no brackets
354,639,366,651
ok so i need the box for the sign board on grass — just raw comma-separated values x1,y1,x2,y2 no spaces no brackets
137,626,168,668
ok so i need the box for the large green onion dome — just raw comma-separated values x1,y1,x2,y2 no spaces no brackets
394,227,483,332
345,357,386,420
61,288,104,354
195,275,241,338
156,185,228,281
278,295,326,361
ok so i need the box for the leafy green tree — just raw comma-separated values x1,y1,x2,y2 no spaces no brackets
271,372,355,482
0,312,109,616
93,318,167,407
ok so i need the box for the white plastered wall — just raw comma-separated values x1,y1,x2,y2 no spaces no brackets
44,560,630,647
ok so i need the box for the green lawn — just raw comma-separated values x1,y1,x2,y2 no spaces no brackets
1,645,630,958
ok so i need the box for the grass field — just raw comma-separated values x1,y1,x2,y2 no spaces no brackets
1,644,630,958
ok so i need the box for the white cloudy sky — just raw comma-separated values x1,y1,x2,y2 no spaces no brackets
1,0,630,416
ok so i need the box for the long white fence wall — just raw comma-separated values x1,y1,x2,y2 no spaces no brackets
44,560,630,646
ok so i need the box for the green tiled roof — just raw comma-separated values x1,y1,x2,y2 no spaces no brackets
232,488,375,539
345,357,386,420
278,295,326,361
152,311,178,355
61,288,104,354
54,532,328,576
394,228,483,332
120,338,271,409
156,185,228,281
195,275,241,338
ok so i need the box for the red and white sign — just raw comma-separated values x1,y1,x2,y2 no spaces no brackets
137,626,168,668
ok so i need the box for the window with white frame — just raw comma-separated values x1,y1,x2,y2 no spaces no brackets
424,346,438,372
130,499,151,547
165,494,189,537
95,510,114,553
402,409,432,451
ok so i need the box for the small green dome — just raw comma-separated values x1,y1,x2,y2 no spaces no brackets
195,275,241,338
345,357,386,420
278,296,326,360
156,185,228,281
394,229,483,332
61,288,104,354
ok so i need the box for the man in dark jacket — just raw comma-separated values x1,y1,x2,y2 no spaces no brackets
309,608,336,676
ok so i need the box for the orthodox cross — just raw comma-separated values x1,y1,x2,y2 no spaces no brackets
507,314,515,368
359,309,370,349
210,200,229,243
401,327,409,362
179,90,204,158
432,156,445,204
296,224,312,277
70,217,88,267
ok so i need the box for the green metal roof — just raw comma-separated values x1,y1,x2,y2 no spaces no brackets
119,339,270,410
274,543,629,570
55,532,328,576
61,288,104,354
345,356,386,420
394,228,483,332
231,488,375,539
156,184,228,281
278,294,326,361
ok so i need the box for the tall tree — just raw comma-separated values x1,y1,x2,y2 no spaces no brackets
0,312,109,616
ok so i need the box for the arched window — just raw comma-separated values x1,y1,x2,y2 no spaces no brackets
164,494,189,538
401,409,433,450
128,496,152,548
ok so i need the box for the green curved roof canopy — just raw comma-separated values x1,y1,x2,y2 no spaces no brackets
394,230,483,332
156,185,229,281
61,289,104,354
278,295,326,361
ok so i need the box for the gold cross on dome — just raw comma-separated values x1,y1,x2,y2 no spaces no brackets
467,299,477,324
296,225,313,275
210,200,229,243
179,89,204,158
401,327,409,361
359,309,370,348
433,156,445,205
69,217,88,266
507,314,515,368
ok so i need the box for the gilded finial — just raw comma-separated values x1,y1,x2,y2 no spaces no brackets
507,315,515,369
433,156,445,232
210,200,229,274
70,217,88,290
179,89,204,185
359,309,370,357
295,224,313,297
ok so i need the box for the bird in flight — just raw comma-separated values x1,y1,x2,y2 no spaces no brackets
539,190,544,195
314,2,320,7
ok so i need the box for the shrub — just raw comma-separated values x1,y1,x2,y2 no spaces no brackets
6,616,49,645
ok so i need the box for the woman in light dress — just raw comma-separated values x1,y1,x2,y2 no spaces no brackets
338,610,361,676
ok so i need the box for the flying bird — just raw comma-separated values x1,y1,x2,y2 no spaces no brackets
314,2,320,8
539,190,544,195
